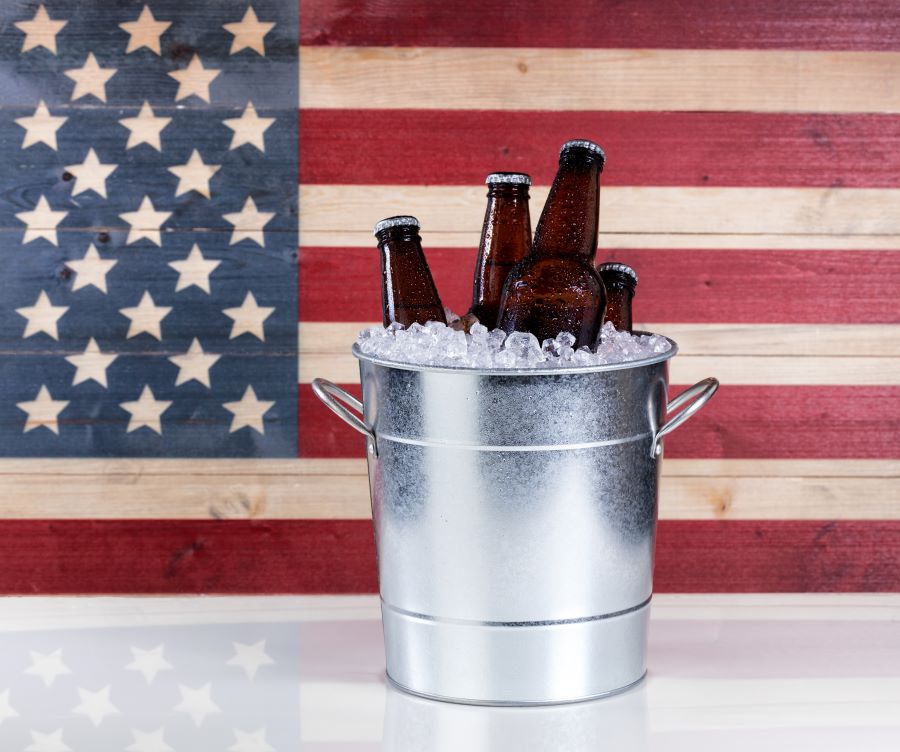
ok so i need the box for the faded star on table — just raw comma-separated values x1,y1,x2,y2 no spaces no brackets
25,729,70,752
169,339,221,388
168,244,220,293
16,291,68,340
168,149,220,198
72,685,120,727
17,386,69,435
119,101,172,151
126,727,174,752
222,292,274,340
16,195,68,246
65,338,118,388
174,683,222,727
223,102,275,152
168,54,220,103
15,5,67,54
223,386,275,435
223,197,274,246
226,640,274,680
120,386,172,435
125,645,173,685
229,727,276,752
23,648,71,687
65,148,117,197
0,689,18,725
118,291,172,340
120,196,172,246
66,244,118,293
14,100,67,150
64,52,117,102
119,5,171,55
223,6,276,56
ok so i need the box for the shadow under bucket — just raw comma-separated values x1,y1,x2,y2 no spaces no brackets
314,335,718,705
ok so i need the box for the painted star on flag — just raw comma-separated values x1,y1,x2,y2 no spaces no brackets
168,150,220,198
120,196,171,246
118,291,172,340
66,244,118,293
226,640,275,680
174,683,222,726
119,386,173,435
222,292,274,340
168,244,220,293
65,338,118,388
223,197,274,246
125,645,173,685
64,52,117,102
14,100,67,150
120,5,171,55
16,290,68,340
223,102,275,152
16,386,69,435
16,195,68,246
229,728,276,752
24,649,71,687
126,728,175,752
25,729,71,752
223,6,276,55
169,339,221,388
15,5,67,54
72,685,120,727
0,689,17,725
65,149,117,198
168,54,220,103
223,386,275,434
119,101,172,151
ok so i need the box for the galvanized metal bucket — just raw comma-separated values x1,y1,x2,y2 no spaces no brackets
313,336,717,706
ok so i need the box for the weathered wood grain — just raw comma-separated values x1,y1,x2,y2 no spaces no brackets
300,247,900,324
300,47,900,113
300,0,900,51
301,110,900,188
0,519,896,593
1,457,896,520
299,185,900,236
298,384,900,459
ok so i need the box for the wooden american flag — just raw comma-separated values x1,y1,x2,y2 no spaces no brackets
2,0,898,593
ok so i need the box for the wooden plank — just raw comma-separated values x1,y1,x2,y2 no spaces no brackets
299,47,900,114
299,185,900,236
299,230,900,250
298,383,900,460
299,247,900,325
301,110,900,188
300,0,900,51
0,519,895,593
300,322,900,358
298,350,900,385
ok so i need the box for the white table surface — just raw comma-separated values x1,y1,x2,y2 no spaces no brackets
1,594,898,751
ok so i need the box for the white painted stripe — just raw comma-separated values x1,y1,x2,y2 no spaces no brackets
300,47,900,114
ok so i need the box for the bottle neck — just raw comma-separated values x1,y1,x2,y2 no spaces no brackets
532,151,602,260
376,227,422,253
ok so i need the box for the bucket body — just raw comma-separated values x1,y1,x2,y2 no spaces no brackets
314,342,717,705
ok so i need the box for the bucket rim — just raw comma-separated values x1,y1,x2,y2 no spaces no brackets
352,332,679,376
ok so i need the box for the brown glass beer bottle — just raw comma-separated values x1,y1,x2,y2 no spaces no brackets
598,262,638,333
496,140,606,347
470,172,532,328
373,216,447,328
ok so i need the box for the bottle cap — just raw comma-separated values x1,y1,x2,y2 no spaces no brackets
373,216,420,236
598,262,638,285
560,139,606,161
485,172,532,185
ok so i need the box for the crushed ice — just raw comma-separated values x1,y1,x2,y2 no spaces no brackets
356,317,671,369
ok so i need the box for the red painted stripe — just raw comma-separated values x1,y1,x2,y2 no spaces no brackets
299,248,900,325
299,0,900,51
0,520,896,593
301,110,900,188
299,383,900,460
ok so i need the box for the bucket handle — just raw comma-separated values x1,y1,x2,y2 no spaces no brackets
651,377,719,457
311,378,376,445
